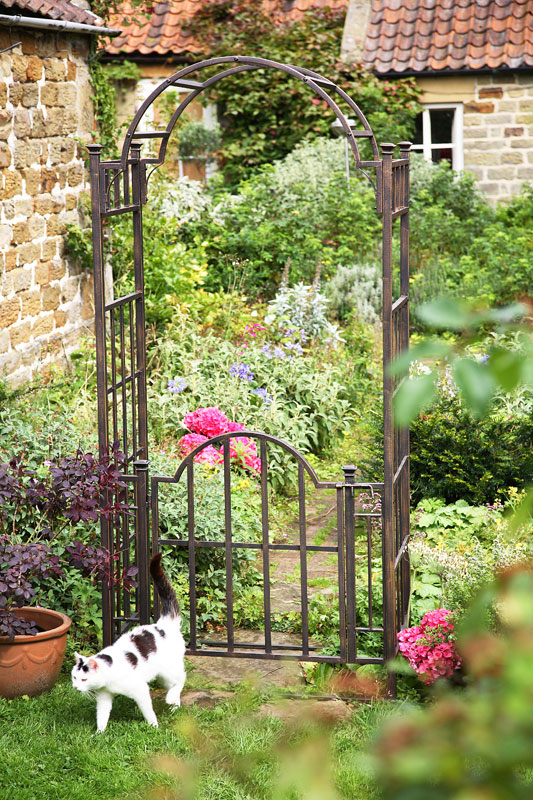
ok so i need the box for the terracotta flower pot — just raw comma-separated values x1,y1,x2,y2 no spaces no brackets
0,607,71,699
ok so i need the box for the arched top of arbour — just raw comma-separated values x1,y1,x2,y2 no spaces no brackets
120,55,381,178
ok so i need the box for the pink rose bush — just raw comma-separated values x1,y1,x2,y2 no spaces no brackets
397,608,461,685
178,407,260,475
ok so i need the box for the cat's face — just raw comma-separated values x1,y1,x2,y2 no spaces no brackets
71,652,100,692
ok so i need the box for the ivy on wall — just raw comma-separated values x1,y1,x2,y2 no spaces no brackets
188,0,421,184
88,56,141,158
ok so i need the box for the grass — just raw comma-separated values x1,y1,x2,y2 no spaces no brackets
0,676,389,800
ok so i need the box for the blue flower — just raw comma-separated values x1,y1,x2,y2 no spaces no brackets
251,387,273,406
168,378,187,394
229,362,254,382
273,346,286,360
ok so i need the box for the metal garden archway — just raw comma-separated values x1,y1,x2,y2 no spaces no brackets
88,56,411,696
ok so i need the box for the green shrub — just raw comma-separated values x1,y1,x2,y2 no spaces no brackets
326,263,381,324
193,137,381,294
149,319,352,491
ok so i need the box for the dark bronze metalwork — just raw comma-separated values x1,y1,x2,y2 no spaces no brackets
89,56,410,690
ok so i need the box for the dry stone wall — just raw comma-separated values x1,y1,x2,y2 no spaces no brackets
0,29,94,387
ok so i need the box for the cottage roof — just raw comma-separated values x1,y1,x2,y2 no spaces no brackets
104,0,349,59
0,0,105,26
364,0,533,75
103,0,533,74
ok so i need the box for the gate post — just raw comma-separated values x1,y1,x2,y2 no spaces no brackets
381,142,397,696
88,143,113,647
343,464,357,662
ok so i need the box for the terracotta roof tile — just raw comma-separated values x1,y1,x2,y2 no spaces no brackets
0,0,104,26
105,0,349,57
364,0,533,73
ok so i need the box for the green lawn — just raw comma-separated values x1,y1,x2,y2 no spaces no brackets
0,676,388,800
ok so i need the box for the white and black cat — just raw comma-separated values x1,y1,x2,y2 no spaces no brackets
72,552,186,732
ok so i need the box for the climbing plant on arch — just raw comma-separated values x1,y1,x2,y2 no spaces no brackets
88,56,411,696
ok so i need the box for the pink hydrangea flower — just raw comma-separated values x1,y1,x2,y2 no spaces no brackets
398,608,461,685
178,433,208,457
183,407,229,438
194,445,223,466
225,437,261,475
227,421,246,432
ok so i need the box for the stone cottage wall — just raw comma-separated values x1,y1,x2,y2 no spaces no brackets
417,72,533,203
0,29,94,387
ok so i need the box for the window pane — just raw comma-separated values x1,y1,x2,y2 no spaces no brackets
430,108,454,144
414,113,423,144
431,147,453,166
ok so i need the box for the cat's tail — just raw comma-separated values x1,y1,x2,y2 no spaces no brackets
150,552,179,618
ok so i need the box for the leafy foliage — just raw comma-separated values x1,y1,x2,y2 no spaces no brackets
188,0,420,184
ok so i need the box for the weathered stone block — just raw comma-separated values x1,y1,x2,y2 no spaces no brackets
46,215,64,236
0,297,20,327
5,250,17,270
4,170,22,197
11,55,27,83
518,100,533,111
29,109,46,138
516,113,533,125
465,101,495,114
10,266,32,293
34,260,50,284
20,34,36,56
54,309,67,328
0,329,10,354
0,351,22,377
41,167,58,192
65,193,77,211
12,220,30,244
14,196,33,217
42,284,60,311
32,313,54,339
43,58,66,81
0,223,12,248
17,241,40,264
9,83,23,106
61,109,78,133
40,84,58,107
41,237,59,259
497,100,518,112
0,82,6,107
67,61,77,81
466,152,500,166
0,142,11,167
511,138,533,148
501,151,524,164
61,276,79,303
20,289,42,317
22,84,39,107
487,167,515,180
14,108,31,138
49,260,66,281
14,140,40,169
2,199,15,219
23,168,40,195
81,275,93,320
479,87,503,99
21,343,39,366
0,110,13,140
10,320,32,348
516,166,533,179
26,57,43,82
67,163,83,187
29,215,46,239
34,194,64,215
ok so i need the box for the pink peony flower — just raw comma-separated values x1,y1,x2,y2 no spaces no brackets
183,407,229,438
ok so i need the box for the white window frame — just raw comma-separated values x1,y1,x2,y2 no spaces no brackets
411,103,464,172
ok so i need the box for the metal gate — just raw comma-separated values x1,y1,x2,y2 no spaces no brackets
88,56,411,693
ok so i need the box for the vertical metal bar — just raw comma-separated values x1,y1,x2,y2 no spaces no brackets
130,143,150,628
187,463,197,652
260,440,272,654
336,485,346,661
130,144,148,461
151,479,160,621
88,144,113,647
399,141,412,630
129,301,137,458
109,308,118,444
223,439,234,651
123,479,131,620
298,464,309,657
119,305,128,457
366,516,373,630
113,168,120,208
343,465,357,662
134,459,150,624
381,142,397,696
